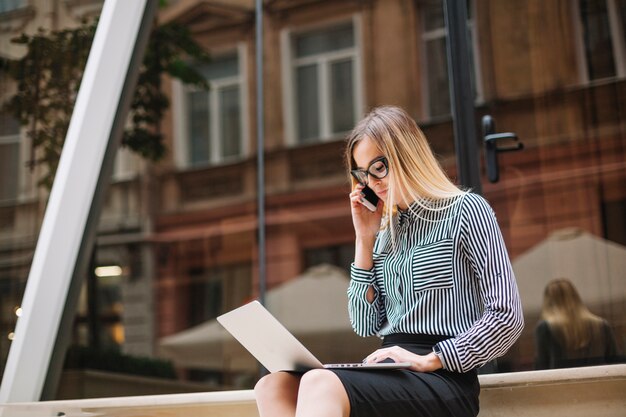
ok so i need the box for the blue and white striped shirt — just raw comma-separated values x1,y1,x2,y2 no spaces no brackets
348,192,524,373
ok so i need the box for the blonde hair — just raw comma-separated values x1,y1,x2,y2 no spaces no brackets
345,105,465,231
541,278,605,350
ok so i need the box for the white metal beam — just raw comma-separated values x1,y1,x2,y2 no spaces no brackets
0,0,154,403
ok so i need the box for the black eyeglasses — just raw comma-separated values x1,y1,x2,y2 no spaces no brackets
350,156,389,185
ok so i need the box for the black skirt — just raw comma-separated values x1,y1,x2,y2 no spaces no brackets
328,333,480,417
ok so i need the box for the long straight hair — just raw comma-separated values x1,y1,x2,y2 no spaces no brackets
541,278,605,350
345,106,465,233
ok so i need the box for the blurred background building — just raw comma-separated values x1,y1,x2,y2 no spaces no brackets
0,0,624,397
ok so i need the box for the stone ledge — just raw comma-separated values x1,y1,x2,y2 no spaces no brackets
480,363,626,387
0,364,624,417
478,365,626,417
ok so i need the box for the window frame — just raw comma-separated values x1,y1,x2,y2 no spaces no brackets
420,0,482,120
0,132,22,204
0,118,21,204
172,43,249,170
111,147,140,182
0,0,28,14
573,0,626,83
281,14,364,146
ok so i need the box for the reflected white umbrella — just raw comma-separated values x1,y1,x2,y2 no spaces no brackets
512,227,626,314
159,264,379,371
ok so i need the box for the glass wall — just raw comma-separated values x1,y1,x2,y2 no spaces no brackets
473,0,625,371
0,0,624,401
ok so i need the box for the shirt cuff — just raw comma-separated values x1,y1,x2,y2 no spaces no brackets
432,344,448,370
350,263,375,284
434,339,464,373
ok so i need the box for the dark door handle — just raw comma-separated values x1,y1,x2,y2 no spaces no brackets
482,115,523,183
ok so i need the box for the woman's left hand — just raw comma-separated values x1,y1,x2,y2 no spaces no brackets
364,346,443,373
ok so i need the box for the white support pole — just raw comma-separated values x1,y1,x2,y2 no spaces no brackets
0,0,154,403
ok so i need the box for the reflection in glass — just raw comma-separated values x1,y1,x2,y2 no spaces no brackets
185,52,242,166
291,20,357,143
220,86,241,159
187,91,211,165
294,23,354,58
535,278,619,369
425,37,451,117
579,0,617,80
0,0,625,402
422,0,479,118
423,0,445,32
296,64,320,142
0,0,27,14
331,60,355,134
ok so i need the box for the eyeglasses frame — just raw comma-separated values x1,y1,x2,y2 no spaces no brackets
350,156,389,185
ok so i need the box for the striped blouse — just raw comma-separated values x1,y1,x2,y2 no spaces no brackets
348,192,524,373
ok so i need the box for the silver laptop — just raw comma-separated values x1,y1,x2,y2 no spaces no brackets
217,300,411,372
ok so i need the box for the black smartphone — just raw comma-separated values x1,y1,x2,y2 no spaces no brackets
360,185,380,212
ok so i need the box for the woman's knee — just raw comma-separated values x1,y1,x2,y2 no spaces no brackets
255,372,299,400
297,370,350,416
299,369,347,399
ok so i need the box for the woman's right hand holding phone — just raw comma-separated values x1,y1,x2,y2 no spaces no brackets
349,183,383,241
350,184,381,300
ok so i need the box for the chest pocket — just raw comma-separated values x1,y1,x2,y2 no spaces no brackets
410,238,454,292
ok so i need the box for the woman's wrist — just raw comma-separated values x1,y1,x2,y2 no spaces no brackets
355,235,376,247
354,236,375,270
426,352,443,371
408,352,443,372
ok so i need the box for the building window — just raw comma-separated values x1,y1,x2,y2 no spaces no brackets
176,47,247,168
0,0,27,14
304,243,355,272
0,111,20,202
283,18,362,145
187,263,251,326
421,0,481,119
577,0,626,81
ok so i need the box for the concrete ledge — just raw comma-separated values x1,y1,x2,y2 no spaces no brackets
478,365,626,417
56,369,212,399
0,364,624,417
0,390,258,417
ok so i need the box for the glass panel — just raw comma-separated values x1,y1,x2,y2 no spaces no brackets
304,244,354,271
294,22,354,58
423,0,477,117
296,64,320,142
187,90,210,165
0,111,20,201
423,0,444,31
219,85,241,159
330,59,354,133
620,0,626,41
472,1,626,373
579,0,616,80
188,52,242,166
467,27,478,100
0,111,20,136
0,142,19,201
425,37,451,117
0,0,26,13
3,0,624,406
467,0,474,19
199,53,238,80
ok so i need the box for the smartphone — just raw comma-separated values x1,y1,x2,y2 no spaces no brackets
360,185,380,212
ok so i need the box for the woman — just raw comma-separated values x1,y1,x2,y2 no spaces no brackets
535,278,618,369
254,106,524,417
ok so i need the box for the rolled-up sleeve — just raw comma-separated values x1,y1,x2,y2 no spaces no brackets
434,194,524,372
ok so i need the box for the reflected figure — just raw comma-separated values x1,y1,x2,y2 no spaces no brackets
535,278,619,369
